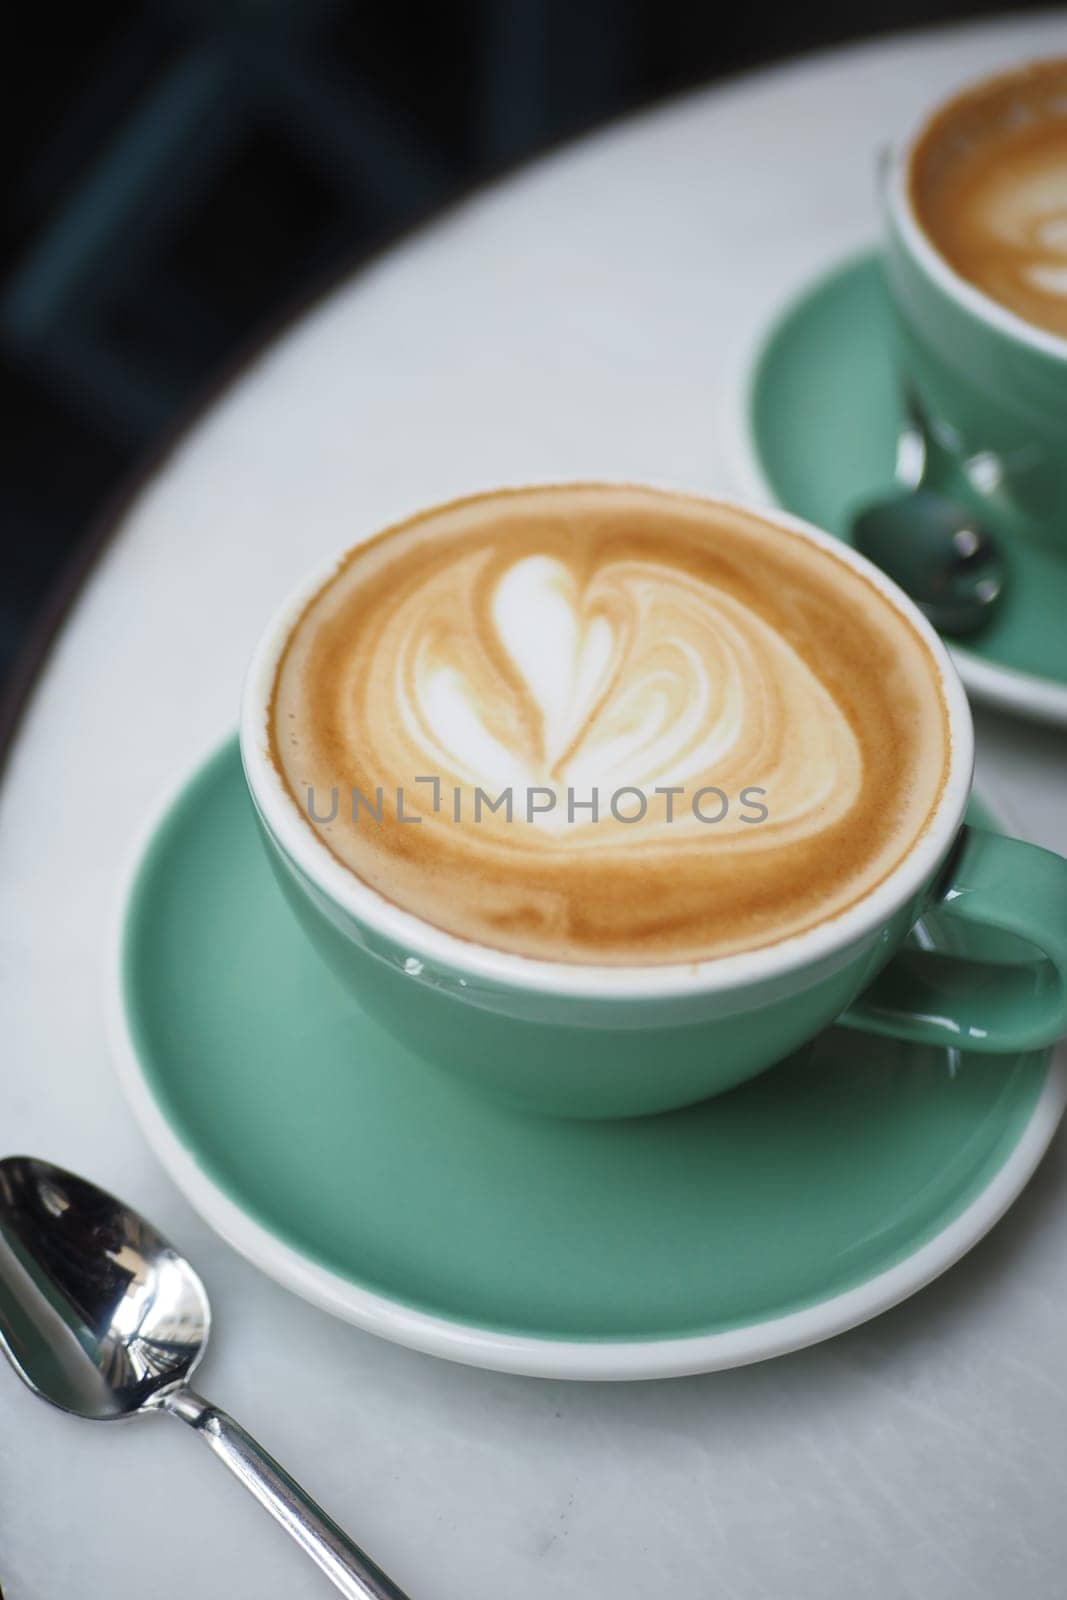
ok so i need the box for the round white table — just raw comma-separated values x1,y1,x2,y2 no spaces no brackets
4,17,1067,1598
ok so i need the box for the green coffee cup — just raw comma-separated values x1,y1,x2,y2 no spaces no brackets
884,67,1067,556
241,494,1067,1120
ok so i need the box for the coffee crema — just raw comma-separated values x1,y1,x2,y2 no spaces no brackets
910,57,1067,340
269,486,949,965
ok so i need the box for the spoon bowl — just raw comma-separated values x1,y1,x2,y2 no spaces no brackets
0,1155,208,1419
0,1155,409,1599
852,485,1006,637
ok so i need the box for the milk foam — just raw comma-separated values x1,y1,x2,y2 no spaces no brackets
970,158,1067,305
398,551,861,839
271,487,949,964
911,58,1067,338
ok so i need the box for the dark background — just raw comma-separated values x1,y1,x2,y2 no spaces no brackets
0,0,1053,696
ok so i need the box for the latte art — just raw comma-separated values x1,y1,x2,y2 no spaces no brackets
911,58,1067,339
389,549,860,842
270,487,949,964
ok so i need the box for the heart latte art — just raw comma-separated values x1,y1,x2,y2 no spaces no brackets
270,487,949,964
911,58,1067,340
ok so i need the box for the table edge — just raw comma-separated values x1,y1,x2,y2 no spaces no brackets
3,11,1061,788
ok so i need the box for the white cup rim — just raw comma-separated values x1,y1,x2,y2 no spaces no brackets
887,56,1067,366
239,483,975,1001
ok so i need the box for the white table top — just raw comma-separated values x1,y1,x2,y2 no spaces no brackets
4,16,1067,1599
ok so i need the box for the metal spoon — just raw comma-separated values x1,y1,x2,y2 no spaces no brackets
0,1155,411,1600
850,391,1005,635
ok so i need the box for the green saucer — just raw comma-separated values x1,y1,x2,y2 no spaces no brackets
741,251,1067,725
111,740,1063,1379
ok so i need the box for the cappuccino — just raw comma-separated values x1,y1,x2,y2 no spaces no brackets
270,487,949,964
910,57,1067,340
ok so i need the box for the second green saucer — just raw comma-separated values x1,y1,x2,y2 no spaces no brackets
728,250,1067,725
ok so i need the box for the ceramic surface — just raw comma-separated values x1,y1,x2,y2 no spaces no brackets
111,741,1064,1379
730,251,1067,724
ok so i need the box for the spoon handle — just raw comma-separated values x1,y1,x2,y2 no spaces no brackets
165,1387,411,1599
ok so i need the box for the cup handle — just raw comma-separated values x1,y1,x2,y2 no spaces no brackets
839,827,1067,1053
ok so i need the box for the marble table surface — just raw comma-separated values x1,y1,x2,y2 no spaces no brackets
2,14,1067,1598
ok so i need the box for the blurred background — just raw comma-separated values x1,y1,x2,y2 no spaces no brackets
1,0,1056,699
